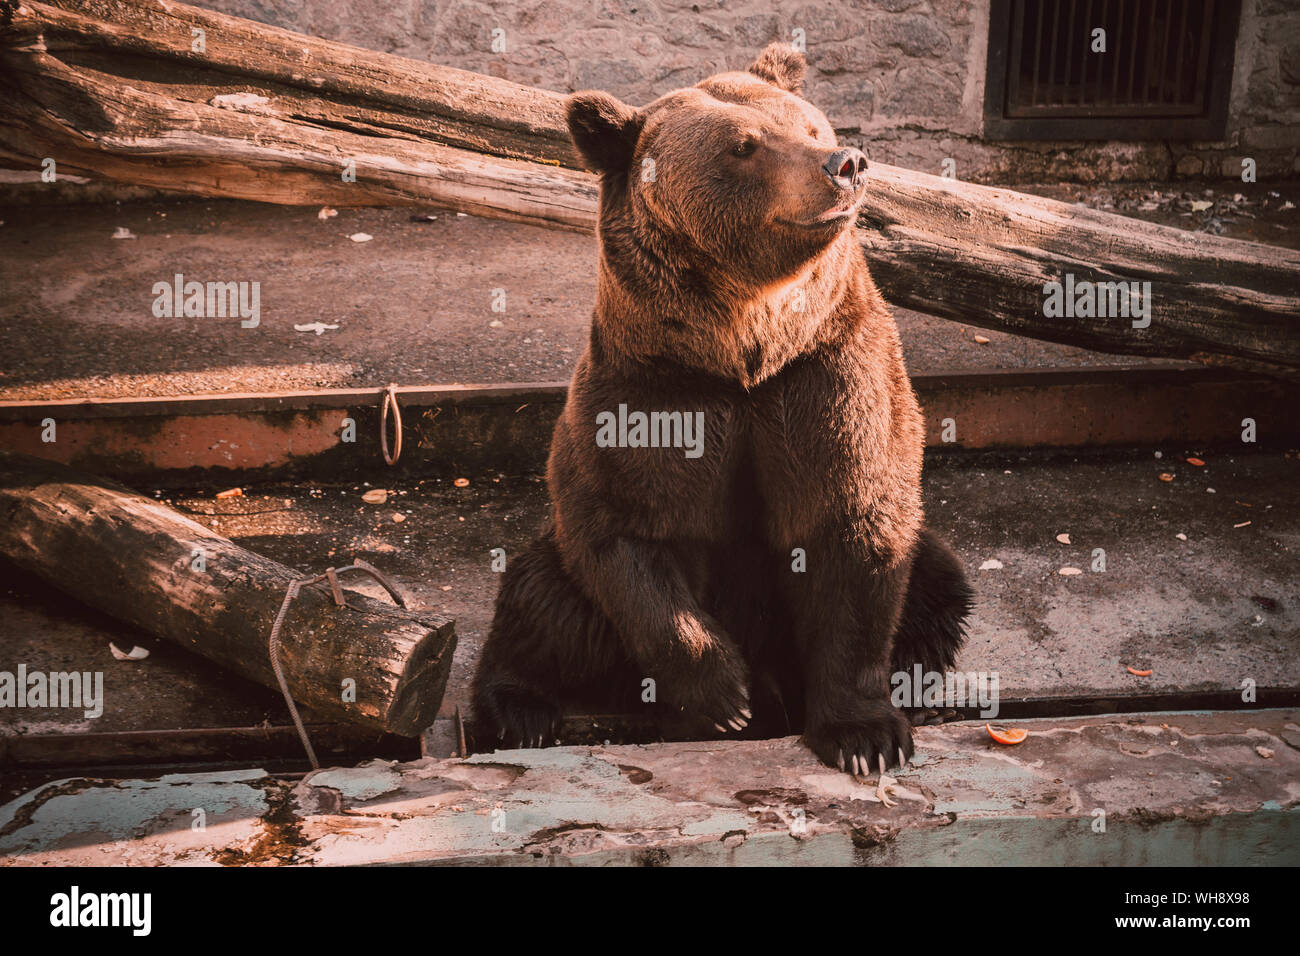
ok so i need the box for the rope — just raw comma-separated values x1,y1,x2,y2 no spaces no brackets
380,383,403,466
269,559,409,769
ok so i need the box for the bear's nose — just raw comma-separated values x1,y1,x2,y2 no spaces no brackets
822,147,868,191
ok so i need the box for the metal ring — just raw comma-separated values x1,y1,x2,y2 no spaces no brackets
380,383,402,466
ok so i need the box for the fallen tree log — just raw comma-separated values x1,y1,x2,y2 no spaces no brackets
0,451,456,737
1,0,1297,369
0,0,596,227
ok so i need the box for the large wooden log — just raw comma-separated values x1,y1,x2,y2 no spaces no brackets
0,0,596,228
0,451,456,737
1,0,1297,369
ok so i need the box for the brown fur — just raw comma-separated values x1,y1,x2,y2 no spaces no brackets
472,44,971,773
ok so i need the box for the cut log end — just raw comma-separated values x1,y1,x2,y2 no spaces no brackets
0,451,458,737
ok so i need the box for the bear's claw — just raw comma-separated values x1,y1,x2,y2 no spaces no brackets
805,705,913,780
475,680,563,750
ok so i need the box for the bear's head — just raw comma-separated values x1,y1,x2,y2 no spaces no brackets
566,43,868,290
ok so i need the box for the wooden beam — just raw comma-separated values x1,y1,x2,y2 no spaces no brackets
0,451,457,736
1,0,1297,369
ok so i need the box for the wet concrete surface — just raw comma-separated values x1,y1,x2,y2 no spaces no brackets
0,196,1224,403
3,446,1295,755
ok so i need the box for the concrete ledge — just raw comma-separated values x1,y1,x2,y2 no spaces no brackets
2,711,1297,866
1,367,1294,482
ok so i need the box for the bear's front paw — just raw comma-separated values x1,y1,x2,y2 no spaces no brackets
659,641,752,734
473,679,563,750
804,702,913,776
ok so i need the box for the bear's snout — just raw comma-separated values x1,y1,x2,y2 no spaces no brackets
822,147,868,193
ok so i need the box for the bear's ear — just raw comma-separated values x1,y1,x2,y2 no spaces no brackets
566,91,643,175
747,43,807,94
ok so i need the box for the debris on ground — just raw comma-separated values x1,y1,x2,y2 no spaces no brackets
986,724,1028,745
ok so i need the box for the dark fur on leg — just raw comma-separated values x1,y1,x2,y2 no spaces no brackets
471,529,636,748
890,528,973,678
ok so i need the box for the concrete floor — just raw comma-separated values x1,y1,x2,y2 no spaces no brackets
4,447,1295,748
0,199,1174,402
3,181,1295,402
1,187,1296,785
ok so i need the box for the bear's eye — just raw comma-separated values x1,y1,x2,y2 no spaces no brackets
731,138,758,158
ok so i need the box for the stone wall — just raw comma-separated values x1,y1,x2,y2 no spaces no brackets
11,0,1297,189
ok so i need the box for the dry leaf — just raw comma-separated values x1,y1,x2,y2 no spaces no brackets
110,643,150,661
215,488,242,499
361,489,388,504
1158,473,1174,482
1234,521,1252,528
1186,457,1205,466
973,335,990,344
317,207,338,220
349,232,373,242
1056,533,1071,544
1255,746,1275,759
979,558,1003,571
392,513,406,523
1058,566,1083,576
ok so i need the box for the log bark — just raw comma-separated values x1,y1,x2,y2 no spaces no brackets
0,0,596,228
1,0,1297,369
0,451,456,737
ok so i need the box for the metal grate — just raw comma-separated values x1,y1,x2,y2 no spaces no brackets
984,0,1240,141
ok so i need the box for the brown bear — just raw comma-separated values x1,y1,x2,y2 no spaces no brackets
472,43,972,775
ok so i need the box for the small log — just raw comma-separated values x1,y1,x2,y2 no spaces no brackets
0,451,456,737
1,0,1297,369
